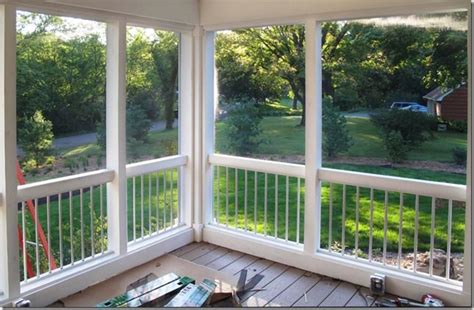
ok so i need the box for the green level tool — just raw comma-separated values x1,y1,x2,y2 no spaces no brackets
165,279,217,307
97,273,194,308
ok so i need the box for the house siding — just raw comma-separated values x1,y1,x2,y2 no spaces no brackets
440,86,467,121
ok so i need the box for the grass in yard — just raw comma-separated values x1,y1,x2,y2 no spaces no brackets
217,116,467,164
346,118,467,162
212,164,466,256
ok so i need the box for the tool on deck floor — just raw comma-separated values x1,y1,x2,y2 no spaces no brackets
97,273,194,307
374,295,444,308
209,269,265,307
165,279,217,307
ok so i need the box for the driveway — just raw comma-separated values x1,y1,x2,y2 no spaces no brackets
342,111,370,118
53,119,177,149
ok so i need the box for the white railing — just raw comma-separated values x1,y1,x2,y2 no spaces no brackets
208,154,466,287
16,154,189,284
318,168,466,285
209,154,305,246
17,169,115,284
126,155,187,243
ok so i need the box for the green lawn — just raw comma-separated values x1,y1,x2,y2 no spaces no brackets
217,116,467,163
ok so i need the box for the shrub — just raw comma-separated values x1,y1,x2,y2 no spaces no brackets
449,120,467,133
127,105,152,143
223,100,263,155
452,147,467,166
64,158,78,172
384,131,408,163
18,111,54,167
96,104,152,151
371,109,433,162
322,100,353,158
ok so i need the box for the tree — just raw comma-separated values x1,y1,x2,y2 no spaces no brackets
127,30,159,120
322,98,353,158
223,101,263,155
215,32,283,104
371,109,435,162
18,111,54,167
151,31,179,130
238,26,307,125
426,30,467,89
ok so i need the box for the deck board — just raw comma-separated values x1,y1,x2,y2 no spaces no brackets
243,267,304,307
319,281,358,307
266,272,321,307
179,243,218,261
346,287,376,307
192,246,230,265
171,243,406,308
292,277,340,307
219,254,259,274
206,250,246,270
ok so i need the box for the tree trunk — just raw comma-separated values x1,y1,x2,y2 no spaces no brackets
164,92,175,130
292,96,298,109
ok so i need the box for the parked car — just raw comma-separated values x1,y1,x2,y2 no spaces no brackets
390,102,419,110
401,104,428,113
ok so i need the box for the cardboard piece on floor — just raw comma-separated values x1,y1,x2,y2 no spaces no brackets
60,254,237,308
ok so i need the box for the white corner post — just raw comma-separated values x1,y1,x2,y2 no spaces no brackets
464,1,473,305
200,30,216,240
0,3,20,301
179,30,194,228
192,26,204,241
304,19,322,254
106,19,127,255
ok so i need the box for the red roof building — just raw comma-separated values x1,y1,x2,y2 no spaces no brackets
423,85,467,121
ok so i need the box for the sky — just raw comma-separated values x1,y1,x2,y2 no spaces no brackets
17,10,163,43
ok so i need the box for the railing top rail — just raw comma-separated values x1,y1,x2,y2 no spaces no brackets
209,154,305,178
17,169,115,202
126,155,188,178
319,167,466,202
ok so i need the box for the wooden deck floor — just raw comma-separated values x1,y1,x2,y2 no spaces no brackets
171,242,390,307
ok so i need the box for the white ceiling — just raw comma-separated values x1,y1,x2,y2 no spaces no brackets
45,0,200,25
200,0,468,28
41,0,467,28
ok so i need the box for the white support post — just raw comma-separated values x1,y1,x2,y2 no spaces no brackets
464,2,473,304
200,31,216,239
193,26,204,240
0,3,20,301
304,19,322,254
179,30,194,228
106,19,127,255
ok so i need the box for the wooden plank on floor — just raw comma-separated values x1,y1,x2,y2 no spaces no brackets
219,254,259,274
234,258,273,280
243,267,305,307
206,250,245,270
170,242,200,257
293,277,340,307
239,263,288,303
319,281,358,307
266,272,321,307
346,287,376,307
192,246,230,266
179,243,218,261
